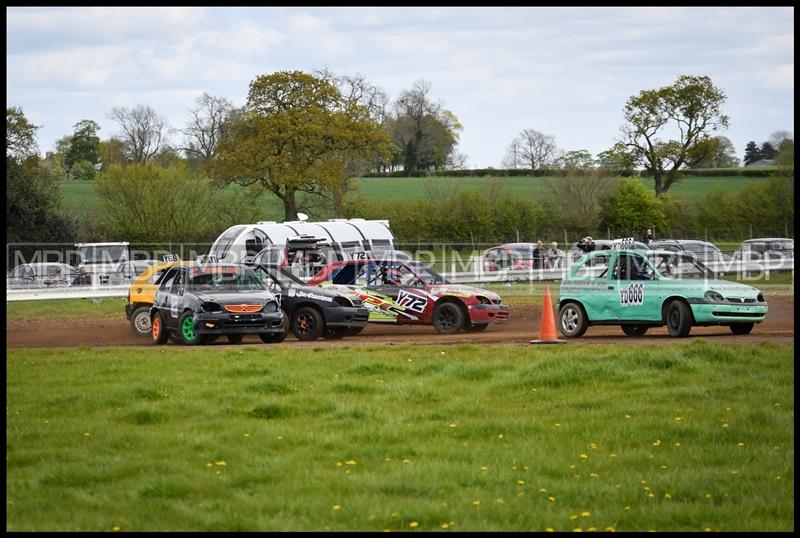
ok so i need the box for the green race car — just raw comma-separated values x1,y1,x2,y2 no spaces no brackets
556,248,768,338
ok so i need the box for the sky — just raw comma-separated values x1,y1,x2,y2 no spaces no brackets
6,6,795,168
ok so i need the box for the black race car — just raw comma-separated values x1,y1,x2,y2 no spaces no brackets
150,263,285,345
252,264,370,341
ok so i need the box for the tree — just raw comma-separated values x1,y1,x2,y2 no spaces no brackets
98,137,129,168
541,168,616,232
760,141,777,160
743,141,762,166
109,104,169,163
176,93,236,161
210,70,390,220
554,149,595,169
614,75,729,196
504,129,559,170
768,130,793,151
6,107,77,242
599,178,667,235
687,135,739,168
6,106,39,160
388,80,462,175
65,119,101,173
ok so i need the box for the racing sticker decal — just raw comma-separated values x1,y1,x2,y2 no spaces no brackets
620,283,644,307
397,289,428,313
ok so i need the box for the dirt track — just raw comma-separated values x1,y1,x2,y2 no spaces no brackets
6,294,794,349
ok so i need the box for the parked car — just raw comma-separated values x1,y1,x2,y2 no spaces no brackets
569,239,650,262
6,262,78,289
306,258,509,334
119,259,161,281
482,243,538,271
150,263,285,345
732,238,794,262
557,248,767,338
251,264,370,340
647,239,729,264
125,260,193,337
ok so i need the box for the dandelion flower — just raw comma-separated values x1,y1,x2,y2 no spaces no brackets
215,461,226,466
590,473,599,479
480,466,488,472
441,523,450,529
206,462,213,468
540,488,548,493
472,500,481,506
112,526,121,532
517,480,525,486
589,443,597,449
345,460,357,465
333,504,342,511
624,414,631,419
403,459,411,464
664,493,672,500
704,493,712,499
737,442,745,447
581,511,591,518
580,454,588,459
409,522,418,528
624,506,630,511
569,515,578,521
605,527,616,532
546,528,555,532
548,496,556,502
588,527,597,532
449,423,457,428
661,465,667,471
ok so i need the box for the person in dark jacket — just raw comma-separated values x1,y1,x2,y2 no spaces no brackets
531,240,545,269
72,266,92,286
577,236,596,254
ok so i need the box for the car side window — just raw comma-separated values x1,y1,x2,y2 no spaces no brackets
575,254,609,278
171,269,185,295
159,268,179,291
613,254,653,281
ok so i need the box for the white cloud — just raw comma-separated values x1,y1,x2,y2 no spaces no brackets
756,64,794,91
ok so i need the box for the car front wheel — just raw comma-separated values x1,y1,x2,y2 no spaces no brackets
292,306,324,341
151,311,169,345
558,302,587,338
178,311,204,345
665,301,692,338
432,302,465,334
130,306,152,337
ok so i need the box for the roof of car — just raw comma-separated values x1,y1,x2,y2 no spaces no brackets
742,237,793,243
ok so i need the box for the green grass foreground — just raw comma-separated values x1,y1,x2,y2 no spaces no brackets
6,342,794,531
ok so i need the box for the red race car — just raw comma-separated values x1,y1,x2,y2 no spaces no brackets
482,243,539,271
306,259,509,334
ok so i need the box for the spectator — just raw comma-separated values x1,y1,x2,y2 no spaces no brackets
46,268,64,287
577,236,596,254
643,228,654,245
545,241,564,269
72,266,92,286
532,240,545,269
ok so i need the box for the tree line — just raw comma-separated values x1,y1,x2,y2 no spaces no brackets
6,71,795,244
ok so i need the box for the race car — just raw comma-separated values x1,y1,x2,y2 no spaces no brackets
556,248,768,338
125,259,192,336
306,259,509,334
251,264,370,341
150,262,285,345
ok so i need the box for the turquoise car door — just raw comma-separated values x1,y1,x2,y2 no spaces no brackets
609,253,661,321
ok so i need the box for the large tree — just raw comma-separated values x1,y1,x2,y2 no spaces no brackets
6,106,39,160
613,75,729,196
109,104,169,163
687,135,739,168
210,70,390,220
502,129,559,169
388,80,462,175
62,119,101,180
743,141,762,166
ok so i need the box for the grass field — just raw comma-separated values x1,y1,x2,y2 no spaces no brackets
59,175,772,227
6,341,794,531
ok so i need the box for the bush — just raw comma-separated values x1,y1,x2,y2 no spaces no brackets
599,178,667,237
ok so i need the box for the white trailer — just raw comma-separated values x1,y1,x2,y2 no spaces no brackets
208,218,397,265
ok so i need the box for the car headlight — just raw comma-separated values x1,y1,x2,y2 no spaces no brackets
264,301,279,313
201,302,222,312
757,293,765,303
704,291,724,303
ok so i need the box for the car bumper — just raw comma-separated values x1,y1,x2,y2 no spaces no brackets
690,304,768,324
324,306,370,328
125,303,133,320
467,303,510,324
193,311,285,335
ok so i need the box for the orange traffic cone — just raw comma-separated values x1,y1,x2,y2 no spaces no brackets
530,286,567,344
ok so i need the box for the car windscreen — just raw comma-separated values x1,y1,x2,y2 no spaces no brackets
410,263,449,285
262,266,303,288
186,266,266,291
648,253,715,279
510,247,534,259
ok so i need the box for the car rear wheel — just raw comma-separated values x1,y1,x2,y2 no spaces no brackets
622,325,648,337
292,306,324,341
729,323,754,335
130,306,152,337
151,311,169,345
665,300,692,338
558,302,587,338
432,302,465,334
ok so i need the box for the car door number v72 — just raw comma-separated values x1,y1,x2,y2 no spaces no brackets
397,290,428,313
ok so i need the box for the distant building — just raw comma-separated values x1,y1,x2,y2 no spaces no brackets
745,159,776,168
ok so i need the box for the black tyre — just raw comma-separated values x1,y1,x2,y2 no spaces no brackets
558,302,588,338
130,305,152,337
729,323,754,335
665,300,692,338
178,311,204,345
151,310,169,345
226,334,244,344
292,307,324,341
432,302,465,334
622,325,648,337
464,323,490,332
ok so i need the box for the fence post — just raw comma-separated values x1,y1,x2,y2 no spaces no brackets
516,229,520,242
